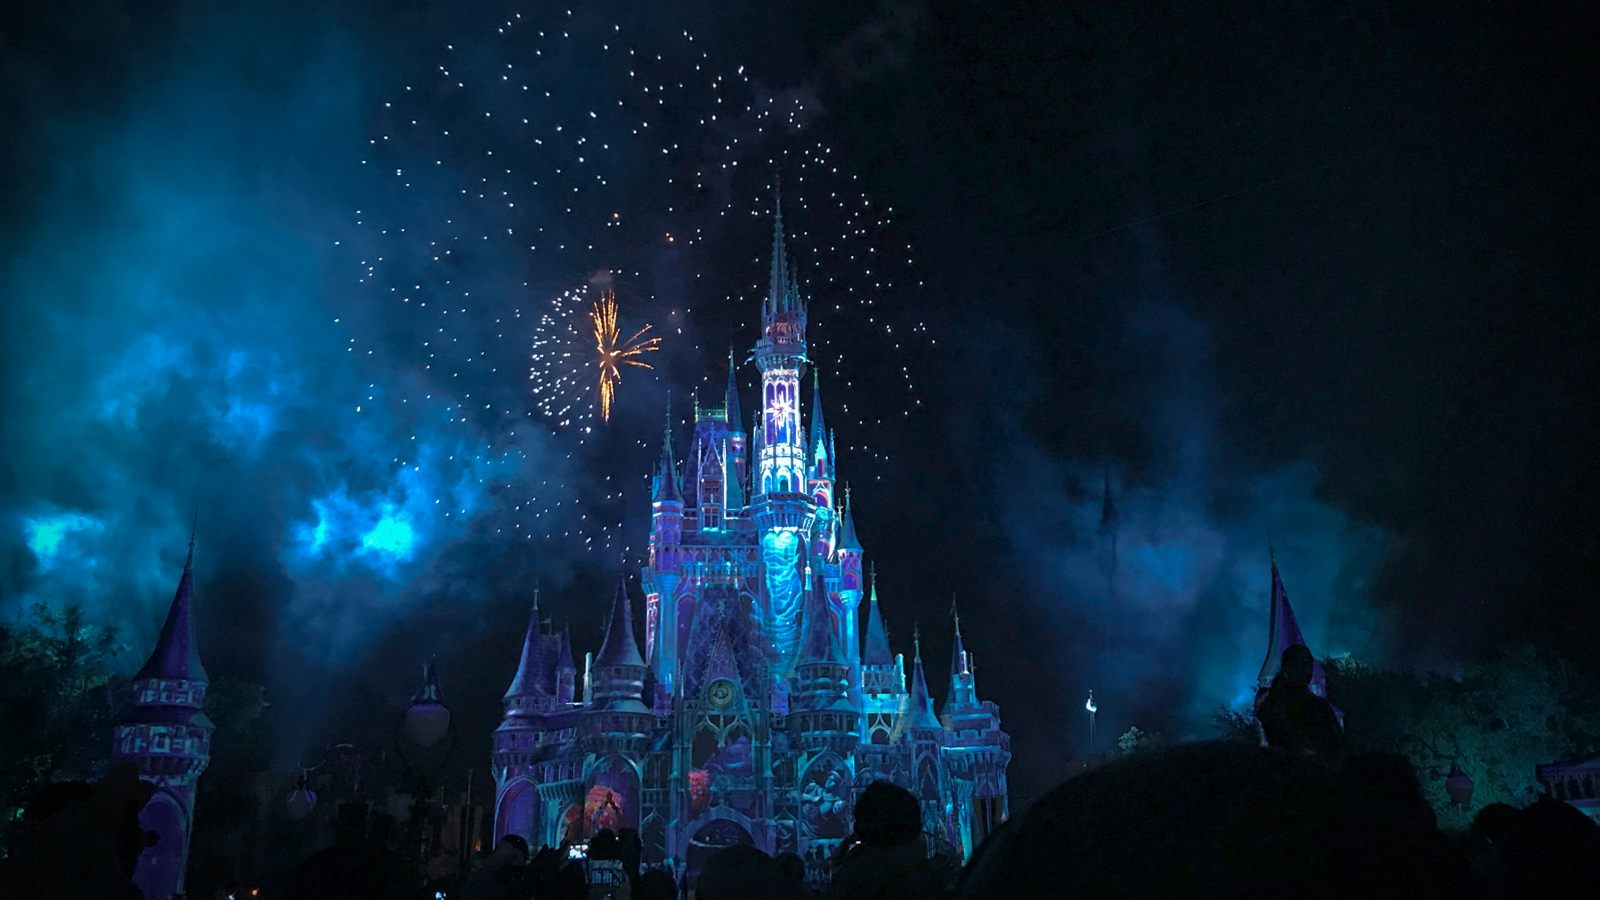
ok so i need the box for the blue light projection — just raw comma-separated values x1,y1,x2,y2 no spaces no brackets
24,512,104,570
360,507,416,560
761,528,802,665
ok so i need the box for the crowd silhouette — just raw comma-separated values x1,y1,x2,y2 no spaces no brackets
4,648,1598,898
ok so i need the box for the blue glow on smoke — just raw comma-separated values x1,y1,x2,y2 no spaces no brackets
361,508,416,560
24,512,104,570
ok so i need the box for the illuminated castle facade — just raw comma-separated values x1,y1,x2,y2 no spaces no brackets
490,201,1010,872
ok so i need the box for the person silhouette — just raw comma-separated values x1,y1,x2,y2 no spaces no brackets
1256,643,1343,756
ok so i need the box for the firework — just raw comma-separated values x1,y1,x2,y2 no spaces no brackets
590,291,659,423
345,9,935,551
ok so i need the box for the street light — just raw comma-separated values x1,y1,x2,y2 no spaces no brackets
405,657,452,749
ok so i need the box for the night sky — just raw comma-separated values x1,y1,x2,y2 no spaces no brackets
3,1,1596,801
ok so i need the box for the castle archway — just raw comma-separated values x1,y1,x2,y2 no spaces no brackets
495,777,538,845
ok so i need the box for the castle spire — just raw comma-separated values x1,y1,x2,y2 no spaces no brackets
905,623,941,729
862,565,893,666
116,526,213,900
767,180,788,315
596,577,646,669
810,368,828,464
797,548,845,667
944,595,979,716
1256,550,1326,696
135,527,208,682
725,345,744,433
652,396,682,503
950,595,970,677
504,589,550,700
839,485,862,551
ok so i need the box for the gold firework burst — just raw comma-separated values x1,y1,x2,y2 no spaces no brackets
591,290,660,423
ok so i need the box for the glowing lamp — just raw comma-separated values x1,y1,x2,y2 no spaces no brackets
1446,762,1474,807
404,701,451,748
286,776,317,821
404,657,452,748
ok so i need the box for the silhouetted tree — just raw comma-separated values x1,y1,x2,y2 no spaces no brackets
0,603,125,853
1326,648,1600,827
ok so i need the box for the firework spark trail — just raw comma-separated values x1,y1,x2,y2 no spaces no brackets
591,291,660,423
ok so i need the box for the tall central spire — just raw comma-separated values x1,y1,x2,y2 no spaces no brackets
768,179,789,315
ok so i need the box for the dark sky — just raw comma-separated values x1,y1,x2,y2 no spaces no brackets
3,0,1596,801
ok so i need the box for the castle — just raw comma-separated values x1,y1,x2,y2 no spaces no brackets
490,200,1012,872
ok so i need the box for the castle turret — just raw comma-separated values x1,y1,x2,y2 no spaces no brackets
937,606,1011,860
753,185,808,497
1256,549,1327,699
114,531,213,900
647,408,684,683
504,590,555,714
942,602,979,718
792,550,859,758
807,371,834,509
592,579,649,713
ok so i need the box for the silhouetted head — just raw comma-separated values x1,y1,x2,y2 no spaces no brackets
697,845,792,900
495,834,530,866
853,780,922,847
1279,643,1314,686
774,851,805,884
637,868,678,900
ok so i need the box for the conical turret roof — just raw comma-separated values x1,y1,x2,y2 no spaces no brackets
504,591,549,699
652,403,682,503
1257,550,1326,692
905,627,941,730
810,370,829,464
797,552,845,667
596,578,646,669
862,567,893,666
135,532,208,683
839,487,862,552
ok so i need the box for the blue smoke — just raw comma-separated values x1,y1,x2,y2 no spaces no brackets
0,2,598,764
994,301,1391,744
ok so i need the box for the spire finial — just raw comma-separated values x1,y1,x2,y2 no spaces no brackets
950,592,961,634
769,178,788,313
1269,542,1277,567
913,621,922,662
186,507,198,571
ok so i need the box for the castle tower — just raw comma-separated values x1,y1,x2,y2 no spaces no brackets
646,411,684,689
1256,549,1327,699
896,627,947,842
749,186,815,674
752,183,808,499
114,531,213,900
859,569,907,745
938,606,1011,860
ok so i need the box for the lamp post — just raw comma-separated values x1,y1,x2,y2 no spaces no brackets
1085,691,1098,756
